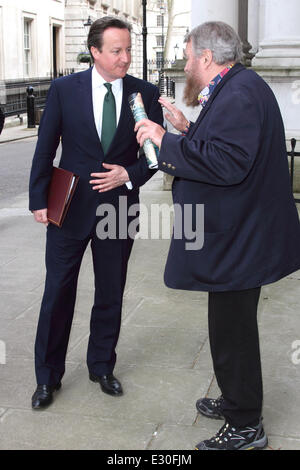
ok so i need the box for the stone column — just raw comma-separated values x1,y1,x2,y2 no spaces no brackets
162,0,239,189
252,0,300,68
252,0,300,189
248,0,260,55
251,0,300,141
191,0,239,30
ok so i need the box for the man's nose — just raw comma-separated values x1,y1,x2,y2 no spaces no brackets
120,50,130,63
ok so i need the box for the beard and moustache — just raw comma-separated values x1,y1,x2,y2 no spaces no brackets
183,74,202,108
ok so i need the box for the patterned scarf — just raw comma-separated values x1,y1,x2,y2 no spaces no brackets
198,64,234,107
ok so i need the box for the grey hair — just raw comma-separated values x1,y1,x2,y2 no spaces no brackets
185,21,243,65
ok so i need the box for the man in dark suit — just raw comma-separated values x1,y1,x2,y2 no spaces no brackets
0,106,4,134
135,21,300,450
29,16,163,409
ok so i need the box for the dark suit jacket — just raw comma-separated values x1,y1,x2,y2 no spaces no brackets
29,68,163,239
158,63,300,292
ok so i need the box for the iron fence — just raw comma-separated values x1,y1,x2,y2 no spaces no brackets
147,59,176,98
288,138,300,203
1,69,74,118
158,73,175,98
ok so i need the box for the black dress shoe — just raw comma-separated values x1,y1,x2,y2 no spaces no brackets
89,373,123,396
31,383,61,409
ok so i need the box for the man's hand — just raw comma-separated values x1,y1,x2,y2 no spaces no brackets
90,163,130,193
135,119,166,148
159,97,189,133
33,208,48,226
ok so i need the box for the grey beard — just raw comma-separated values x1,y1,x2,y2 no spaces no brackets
183,76,201,107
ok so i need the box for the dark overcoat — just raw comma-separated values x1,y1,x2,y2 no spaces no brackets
158,64,300,291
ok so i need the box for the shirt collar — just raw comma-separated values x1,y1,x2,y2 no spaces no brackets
198,63,234,107
92,65,123,93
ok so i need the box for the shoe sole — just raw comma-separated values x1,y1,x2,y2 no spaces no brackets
195,434,268,451
32,400,53,410
100,386,123,396
239,434,268,450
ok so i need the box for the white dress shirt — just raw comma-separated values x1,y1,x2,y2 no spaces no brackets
91,66,132,189
92,66,123,139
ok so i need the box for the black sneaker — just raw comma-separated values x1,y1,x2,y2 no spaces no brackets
196,395,224,420
195,421,268,450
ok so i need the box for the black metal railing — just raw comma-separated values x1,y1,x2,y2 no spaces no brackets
147,59,176,98
158,73,175,98
1,69,74,118
2,78,51,117
147,59,176,72
288,138,300,203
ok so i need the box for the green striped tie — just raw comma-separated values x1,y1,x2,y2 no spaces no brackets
101,83,117,154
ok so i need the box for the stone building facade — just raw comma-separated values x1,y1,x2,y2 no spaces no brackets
65,0,143,77
0,0,65,81
0,0,143,83
146,0,191,83
188,0,300,141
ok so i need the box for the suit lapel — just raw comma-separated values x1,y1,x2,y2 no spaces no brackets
188,63,245,140
105,75,135,158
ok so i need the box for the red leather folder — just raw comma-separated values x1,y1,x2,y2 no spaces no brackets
47,167,79,227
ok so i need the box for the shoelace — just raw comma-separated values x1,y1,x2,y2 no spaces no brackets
211,423,258,445
211,423,233,443
212,395,224,407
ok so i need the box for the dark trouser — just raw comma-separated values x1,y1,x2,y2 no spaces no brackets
34,223,134,386
208,287,263,428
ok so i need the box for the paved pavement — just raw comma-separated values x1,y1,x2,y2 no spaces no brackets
0,125,300,451
0,122,38,144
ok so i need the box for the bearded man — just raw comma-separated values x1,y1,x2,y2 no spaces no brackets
135,21,300,450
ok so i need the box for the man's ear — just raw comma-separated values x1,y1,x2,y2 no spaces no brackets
90,46,100,61
201,49,213,68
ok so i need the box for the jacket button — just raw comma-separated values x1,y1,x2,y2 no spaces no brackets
172,166,176,170
162,162,166,166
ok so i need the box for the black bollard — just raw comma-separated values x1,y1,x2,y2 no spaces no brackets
27,86,36,128
0,106,5,134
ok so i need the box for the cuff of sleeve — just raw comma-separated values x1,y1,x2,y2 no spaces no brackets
157,132,181,175
125,181,133,190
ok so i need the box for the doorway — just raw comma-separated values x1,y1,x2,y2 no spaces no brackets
52,25,60,77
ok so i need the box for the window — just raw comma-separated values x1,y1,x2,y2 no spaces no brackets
156,35,164,47
156,51,164,68
24,19,32,76
157,15,164,28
